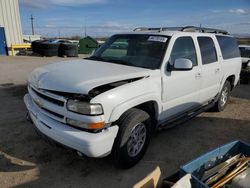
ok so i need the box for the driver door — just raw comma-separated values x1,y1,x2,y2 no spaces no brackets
160,36,202,120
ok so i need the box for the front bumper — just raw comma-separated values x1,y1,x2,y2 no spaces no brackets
24,94,118,158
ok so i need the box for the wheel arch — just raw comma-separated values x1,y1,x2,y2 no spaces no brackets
225,75,236,90
133,101,159,128
109,96,160,125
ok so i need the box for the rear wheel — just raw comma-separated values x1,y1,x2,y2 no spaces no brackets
213,81,231,112
113,108,151,168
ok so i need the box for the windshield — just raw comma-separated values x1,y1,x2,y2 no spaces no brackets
87,34,169,69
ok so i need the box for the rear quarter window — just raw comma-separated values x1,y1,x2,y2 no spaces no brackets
216,36,240,59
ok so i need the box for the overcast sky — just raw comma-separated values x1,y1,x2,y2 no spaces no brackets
19,0,250,37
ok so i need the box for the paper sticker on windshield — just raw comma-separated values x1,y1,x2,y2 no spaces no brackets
148,36,168,43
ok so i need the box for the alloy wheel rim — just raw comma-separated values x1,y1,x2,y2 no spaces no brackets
220,87,228,107
127,123,147,157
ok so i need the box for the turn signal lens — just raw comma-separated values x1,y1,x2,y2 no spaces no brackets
66,118,105,130
87,122,105,129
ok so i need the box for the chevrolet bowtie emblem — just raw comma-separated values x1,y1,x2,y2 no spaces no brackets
34,98,43,108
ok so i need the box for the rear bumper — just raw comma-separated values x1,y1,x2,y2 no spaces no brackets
24,94,118,158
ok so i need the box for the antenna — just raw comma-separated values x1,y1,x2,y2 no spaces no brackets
30,14,35,35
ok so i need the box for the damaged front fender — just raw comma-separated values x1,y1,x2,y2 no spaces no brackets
89,72,162,123
88,77,145,98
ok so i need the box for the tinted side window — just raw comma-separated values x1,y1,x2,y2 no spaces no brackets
239,47,250,58
170,37,197,66
198,37,217,65
216,36,240,59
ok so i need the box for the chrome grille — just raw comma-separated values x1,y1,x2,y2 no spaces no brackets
28,85,67,123
31,87,64,106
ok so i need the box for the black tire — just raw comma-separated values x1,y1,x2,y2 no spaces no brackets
58,43,78,57
40,42,60,57
240,70,250,85
213,81,231,112
31,40,45,54
113,108,151,168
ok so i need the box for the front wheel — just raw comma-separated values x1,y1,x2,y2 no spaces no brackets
113,108,151,168
213,81,231,112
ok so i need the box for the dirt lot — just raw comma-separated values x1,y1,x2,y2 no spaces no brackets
0,56,250,188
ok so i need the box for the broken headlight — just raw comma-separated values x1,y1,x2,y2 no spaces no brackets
66,100,103,115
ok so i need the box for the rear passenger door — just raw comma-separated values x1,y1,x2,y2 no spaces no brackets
197,36,221,103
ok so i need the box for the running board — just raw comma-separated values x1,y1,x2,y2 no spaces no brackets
157,97,218,130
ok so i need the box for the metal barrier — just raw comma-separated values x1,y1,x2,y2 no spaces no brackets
11,44,31,56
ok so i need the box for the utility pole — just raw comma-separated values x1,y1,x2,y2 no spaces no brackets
30,14,35,35
199,24,202,32
84,17,87,37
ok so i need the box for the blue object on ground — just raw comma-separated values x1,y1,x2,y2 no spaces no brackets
180,140,250,188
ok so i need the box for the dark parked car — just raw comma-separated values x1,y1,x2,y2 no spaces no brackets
239,45,250,84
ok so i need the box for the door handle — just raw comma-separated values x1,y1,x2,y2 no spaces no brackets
195,72,202,79
215,68,220,73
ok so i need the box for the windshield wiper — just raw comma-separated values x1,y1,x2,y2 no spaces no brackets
85,56,106,62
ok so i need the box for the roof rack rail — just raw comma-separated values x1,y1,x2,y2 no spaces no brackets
133,26,229,35
133,27,183,32
181,26,229,34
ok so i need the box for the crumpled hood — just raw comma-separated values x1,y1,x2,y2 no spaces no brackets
28,59,154,94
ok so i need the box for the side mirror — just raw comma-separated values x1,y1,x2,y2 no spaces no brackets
174,58,193,71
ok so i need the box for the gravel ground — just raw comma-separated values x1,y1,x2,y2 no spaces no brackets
0,56,250,188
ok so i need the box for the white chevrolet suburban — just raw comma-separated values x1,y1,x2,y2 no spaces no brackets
24,26,241,168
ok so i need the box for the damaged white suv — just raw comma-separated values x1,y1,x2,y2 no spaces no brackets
24,26,241,168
